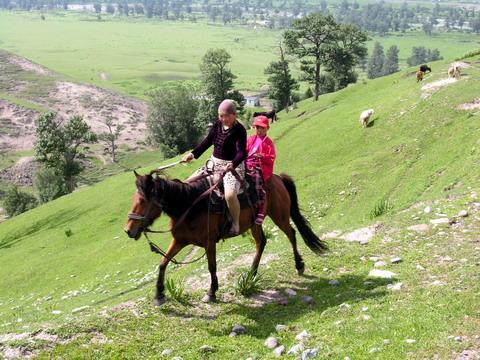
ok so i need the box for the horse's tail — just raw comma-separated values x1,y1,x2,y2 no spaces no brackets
280,174,328,254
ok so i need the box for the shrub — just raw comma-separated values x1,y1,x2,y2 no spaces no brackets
4,186,37,217
235,269,264,296
369,198,393,219
34,166,68,203
165,278,188,303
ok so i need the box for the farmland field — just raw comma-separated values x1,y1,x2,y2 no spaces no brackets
0,11,479,99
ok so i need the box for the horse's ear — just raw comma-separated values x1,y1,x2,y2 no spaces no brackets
134,170,140,178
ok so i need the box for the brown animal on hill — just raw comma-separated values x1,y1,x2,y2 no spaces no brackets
416,70,424,82
448,64,461,79
419,64,431,73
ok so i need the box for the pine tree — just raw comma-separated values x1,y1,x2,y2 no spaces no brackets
367,42,385,79
382,45,399,75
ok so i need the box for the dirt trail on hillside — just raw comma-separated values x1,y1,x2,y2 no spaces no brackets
7,54,53,76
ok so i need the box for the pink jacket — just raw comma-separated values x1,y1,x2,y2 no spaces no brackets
246,135,276,181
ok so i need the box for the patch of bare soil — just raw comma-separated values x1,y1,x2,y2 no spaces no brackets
421,78,458,99
7,54,53,76
0,100,39,151
458,98,480,110
0,156,39,186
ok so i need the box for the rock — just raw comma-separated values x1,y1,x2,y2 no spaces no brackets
383,339,390,344
454,336,463,342
416,265,426,271
458,210,468,217
430,218,450,225
275,324,288,332
340,225,379,243
273,345,285,357
387,282,404,291
301,348,319,359
390,257,402,264
408,224,429,232
328,279,340,286
323,230,342,239
457,350,480,360
295,330,311,341
368,269,397,279
287,343,305,355
374,261,387,268
264,337,279,349
301,296,314,304
405,339,416,344
424,206,432,214
199,345,214,353
171,357,183,360
278,298,288,306
160,349,173,356
51,310,62,315
72,305,89,313
284,288,297,297
229,332,237,337
359,239,369,245
232,325,246,335
363,281,374,287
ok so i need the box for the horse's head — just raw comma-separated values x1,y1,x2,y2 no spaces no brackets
124,170,164,240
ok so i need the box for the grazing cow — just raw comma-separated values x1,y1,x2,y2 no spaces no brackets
359,109,374,128
419,64,431,73
416,70,424,82
253,110,277,123
448,64,461,79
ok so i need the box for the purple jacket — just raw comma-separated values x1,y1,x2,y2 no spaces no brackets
192,120,247,168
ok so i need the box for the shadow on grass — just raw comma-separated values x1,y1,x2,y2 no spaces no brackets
208,273,390,339
366,119,376,128
0,207,94,250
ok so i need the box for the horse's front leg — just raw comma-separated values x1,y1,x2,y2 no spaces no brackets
155,238,184,306
250,224,267,275
202,240,218,303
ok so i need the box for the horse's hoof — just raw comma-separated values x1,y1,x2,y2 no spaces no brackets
297,265,305,275
153,296,167,306
202,294,216,303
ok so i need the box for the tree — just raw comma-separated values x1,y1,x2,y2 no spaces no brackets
367,42,385,79
422,22,433,36
34,166,68,203
264,43,299,112
93,2,101,14
98,117,124,163
106,3,115,14
406,46,427,66
284,13,339,100
34,112,96,193
199,48,243,121
324,23,367,90
427,48,442,61
382,45,399,75
147,84,203,157
4,186,37,217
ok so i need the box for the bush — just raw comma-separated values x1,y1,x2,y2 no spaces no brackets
235,269,264,296
34,167,68,203
165,277,188,303
369,198,393,219
4,186,37,217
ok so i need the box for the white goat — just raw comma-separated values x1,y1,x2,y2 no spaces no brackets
359,109,374,128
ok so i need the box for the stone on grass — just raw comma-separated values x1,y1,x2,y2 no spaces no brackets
72,305,89,313
368,269,397,279
405,339,416,344
160,349,173,356
199,345,214,353
51,310,62,315
275,324,288,332
454,336,463,342
287,343,305,355
408,224,429,232
301,348,319,359
458,210,468,218
416,265,426,271
374,261,387,268
264,337,278,349
284,288,297,297
390,257,402,264
424,206,432,214
229,332,237,337
430,218,450,225
295,330,311,341
273,345,285,357
171,357,183,360
301,296,314,305
232,325,246,335
387,282,404,291
328,279,339,286
278,298,288,306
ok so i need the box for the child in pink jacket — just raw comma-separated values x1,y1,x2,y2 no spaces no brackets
246,115,276,224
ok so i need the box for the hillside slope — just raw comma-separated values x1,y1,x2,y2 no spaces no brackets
0,54,479,359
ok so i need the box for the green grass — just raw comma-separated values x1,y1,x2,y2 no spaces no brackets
0,11,478,99
0,54,479,359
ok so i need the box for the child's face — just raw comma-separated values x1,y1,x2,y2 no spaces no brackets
255,125,268,136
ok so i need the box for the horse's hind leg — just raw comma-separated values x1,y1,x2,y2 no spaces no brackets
155,239,184,306
271,217,305,275
203,240,218,303
250,225,267,275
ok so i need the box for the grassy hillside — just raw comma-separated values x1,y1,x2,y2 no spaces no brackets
0,54,479,359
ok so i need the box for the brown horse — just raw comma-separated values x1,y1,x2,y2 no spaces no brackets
124,170,327,305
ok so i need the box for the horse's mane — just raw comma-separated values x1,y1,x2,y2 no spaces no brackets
136,174,211,219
